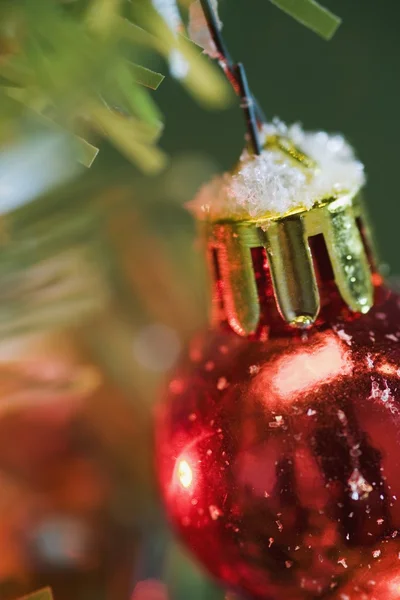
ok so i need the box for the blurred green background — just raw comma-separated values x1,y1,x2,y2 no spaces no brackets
3,2,400,599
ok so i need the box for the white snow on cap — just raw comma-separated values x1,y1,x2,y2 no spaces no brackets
189,120,365,221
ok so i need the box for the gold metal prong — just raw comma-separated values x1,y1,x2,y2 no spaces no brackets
265,217,319,326
322,202,373,314
214,224,260,336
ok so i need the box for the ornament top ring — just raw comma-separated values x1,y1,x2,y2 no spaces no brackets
206,191,373,335
199,129,374,335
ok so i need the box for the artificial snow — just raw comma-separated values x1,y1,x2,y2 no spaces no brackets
189,120,366,220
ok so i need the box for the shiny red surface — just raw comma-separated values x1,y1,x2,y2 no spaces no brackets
157,246,400,599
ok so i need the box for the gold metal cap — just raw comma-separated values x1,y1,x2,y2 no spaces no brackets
205,191,374,336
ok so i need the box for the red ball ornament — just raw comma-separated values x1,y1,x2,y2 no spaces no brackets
156,177,400,599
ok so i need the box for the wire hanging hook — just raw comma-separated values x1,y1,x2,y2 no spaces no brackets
198,0,265,155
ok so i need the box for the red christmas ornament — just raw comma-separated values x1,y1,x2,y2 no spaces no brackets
155,5,400,598
156,158,400,598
